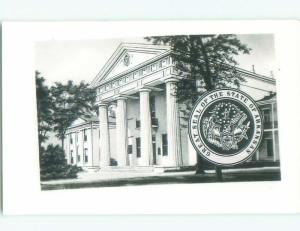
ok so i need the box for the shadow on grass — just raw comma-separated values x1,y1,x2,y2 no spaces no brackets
41,169,281,191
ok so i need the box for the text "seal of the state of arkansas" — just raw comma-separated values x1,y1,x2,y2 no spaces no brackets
188,88,263,166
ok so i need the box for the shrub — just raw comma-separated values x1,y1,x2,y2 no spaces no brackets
40,144,82,181
110,158,118,166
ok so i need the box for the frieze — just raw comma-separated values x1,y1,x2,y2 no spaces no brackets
95,56,174,100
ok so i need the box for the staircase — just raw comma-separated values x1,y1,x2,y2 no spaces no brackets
99,165,193,173
100,166,155,173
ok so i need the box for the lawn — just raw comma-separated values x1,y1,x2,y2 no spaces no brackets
41,167,281,191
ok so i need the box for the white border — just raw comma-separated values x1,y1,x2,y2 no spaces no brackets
2,20,300,215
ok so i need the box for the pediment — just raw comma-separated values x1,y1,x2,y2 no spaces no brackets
91,43,170,87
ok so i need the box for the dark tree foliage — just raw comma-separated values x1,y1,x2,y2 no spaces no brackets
35,71,53,151
50,81,96,148
36,73,95,181
40,144,82,181
146,35,250,103
146,35,251,177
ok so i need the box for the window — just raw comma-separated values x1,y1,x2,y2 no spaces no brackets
262,108,271,123
136,138,141,158
158,147,161,155
267,139,274,157
262,108,272,129
162,134,168,156
136,120,141,129
84,129,87,141
77,146,80,162
70,135,73,144
150,96,156,118
84,148,88,162
128,145,133,154
70,150,74,164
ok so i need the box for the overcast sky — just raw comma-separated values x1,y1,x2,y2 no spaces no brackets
35,34,276,86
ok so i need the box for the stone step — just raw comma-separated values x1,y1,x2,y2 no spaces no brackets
82,166,101,172
99,165,195,173
100,166,155,173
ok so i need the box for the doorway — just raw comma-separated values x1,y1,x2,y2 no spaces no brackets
152,136,156,165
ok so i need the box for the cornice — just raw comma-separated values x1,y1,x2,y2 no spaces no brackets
90,43,170,88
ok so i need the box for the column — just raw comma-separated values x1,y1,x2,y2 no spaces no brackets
271,102,276,162
256,150,260,161
90,123,94,166
188,137,197,165
139,88,152,166
98,103,111,167
116,97,128,166
165,77,183,166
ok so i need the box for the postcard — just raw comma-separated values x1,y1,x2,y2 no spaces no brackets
2,20,300,214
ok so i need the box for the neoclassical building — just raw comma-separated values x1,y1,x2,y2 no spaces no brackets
64,115,116,169
64,43,279,170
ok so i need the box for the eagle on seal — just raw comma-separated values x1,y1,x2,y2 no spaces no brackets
202,102,250,151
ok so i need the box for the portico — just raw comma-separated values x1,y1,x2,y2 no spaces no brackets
91,43,186,168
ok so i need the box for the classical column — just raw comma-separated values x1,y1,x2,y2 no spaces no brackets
188,137,197,165
139,88,153,166
256,150,260,161
165,77,183,166
98,102,111,167
116,97,128,166
271,102,276,162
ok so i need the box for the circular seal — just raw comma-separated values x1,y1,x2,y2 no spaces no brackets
188,88,263,166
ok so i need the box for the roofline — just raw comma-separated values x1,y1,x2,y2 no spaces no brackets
256,98,277,105
65,117,116,131
90,43,170,87
91,43,276,88
92,50,172,87
66,121,98,131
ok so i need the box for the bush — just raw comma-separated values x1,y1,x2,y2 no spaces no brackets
110,158,118,166
40,144,82,181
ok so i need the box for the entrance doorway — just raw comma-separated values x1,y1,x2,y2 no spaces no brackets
152,136,156,165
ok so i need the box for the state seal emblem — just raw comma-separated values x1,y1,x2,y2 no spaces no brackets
188,88,263,166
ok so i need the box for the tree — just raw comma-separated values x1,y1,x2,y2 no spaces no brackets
146,35,251,179
40,144,82,180
35,71,53,151
50,80,96,148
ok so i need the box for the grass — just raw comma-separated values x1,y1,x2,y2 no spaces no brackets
41,168,281,191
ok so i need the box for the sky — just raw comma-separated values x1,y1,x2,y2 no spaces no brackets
35,34,277,86
36,34,276,146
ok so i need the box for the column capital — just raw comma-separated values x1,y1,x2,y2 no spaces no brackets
115,95,128,101
164,76,181,84
138,87,152,93
96,101,110,107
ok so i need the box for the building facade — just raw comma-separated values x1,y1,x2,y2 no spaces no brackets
255,93,279,162
64,116,116,168
64,43,279,169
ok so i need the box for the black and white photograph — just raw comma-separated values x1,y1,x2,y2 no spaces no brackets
4,20,300,215
35,33,280,190
1,0,300,227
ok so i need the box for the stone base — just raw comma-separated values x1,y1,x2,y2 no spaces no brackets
81,166,100,172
